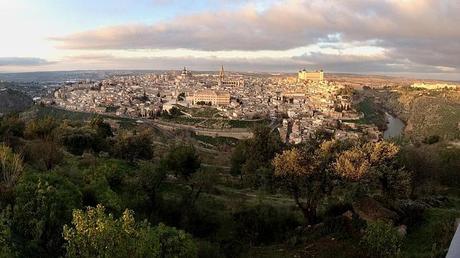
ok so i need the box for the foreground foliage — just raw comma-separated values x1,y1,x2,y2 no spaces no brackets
63,205,197,258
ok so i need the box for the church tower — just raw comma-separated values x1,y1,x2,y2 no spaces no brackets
219,65,225,81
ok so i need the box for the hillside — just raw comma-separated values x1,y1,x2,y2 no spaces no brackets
360,88,460,141
0,87,33,116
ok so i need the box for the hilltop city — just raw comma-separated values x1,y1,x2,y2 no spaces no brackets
48,67,386,144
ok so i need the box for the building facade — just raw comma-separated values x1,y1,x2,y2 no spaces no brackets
187,90,231,106
218,65,244,87
298,69,324,82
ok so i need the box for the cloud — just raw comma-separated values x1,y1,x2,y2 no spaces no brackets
0,57,52,66
51,0,460,50
56,52,456,75
2,52,458,80
48,0,460,75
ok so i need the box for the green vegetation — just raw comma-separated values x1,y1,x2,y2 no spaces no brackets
360,87,460,141
160,114,269,129
361,220,403,257
356,96,387,130
0,104,459,258
192,134,238,147
0,88,33,115
174,105,221,118
63,205,197,258
26,105,137,129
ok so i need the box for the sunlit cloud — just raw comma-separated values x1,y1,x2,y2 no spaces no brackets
0,0,459,79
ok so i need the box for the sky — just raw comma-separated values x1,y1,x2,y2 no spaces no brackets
0,0,459,80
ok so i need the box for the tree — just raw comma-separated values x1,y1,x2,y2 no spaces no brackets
230,141,247,177
186,169,215,207
13,172,82,257
230,125,282,186
59,128,100,156
63,205,197,258
334,141,410,199
129,161,168,213
0,144,23,194
90,116,113,138
0,114,25,141
163,145,201,179
374,165,411,200
24,117,58,140
112,131,153,162
23,140,63,170
272,140,344,224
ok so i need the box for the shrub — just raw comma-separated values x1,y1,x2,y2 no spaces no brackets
422,135,440,145
321,216,350,236
24,117,58,140
58,128,106,156
197,241,224,258
0,144,23,193
323,202,353,218
63,205,197,258
13,172,82,257
395,199,426,227
232,204,301,246
112,131,153,162
361,220,403,258
23,140,63,171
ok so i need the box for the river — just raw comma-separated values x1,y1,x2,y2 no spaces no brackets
383,112,405,139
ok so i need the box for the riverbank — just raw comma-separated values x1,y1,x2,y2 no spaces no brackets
383,112,405,139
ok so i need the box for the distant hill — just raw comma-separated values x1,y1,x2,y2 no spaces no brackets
0,87,33,116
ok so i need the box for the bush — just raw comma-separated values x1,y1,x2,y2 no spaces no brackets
13,172,82,257
63,205,198,258
422,135,440,145
112,131,153,162
197,241,224,258
0,144,23,194
59,129,98,155
323,202,353,218
395,199,426,227
321,216,350,236
23,140,63,171
24,117,58,140
361,220,403,258
0,114,25,139
438,148,460,187
232,204,301,246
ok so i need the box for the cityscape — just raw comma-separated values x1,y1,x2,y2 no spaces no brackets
49,67,384,144
0,1,460,258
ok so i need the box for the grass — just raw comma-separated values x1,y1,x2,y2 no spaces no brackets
27,105,137,129
160,116,205,125
175,105,221,118
228,119,269,128
401,206,459,257
160,115,268,129
192,134,239,146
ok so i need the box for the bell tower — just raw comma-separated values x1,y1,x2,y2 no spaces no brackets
219,65,225,81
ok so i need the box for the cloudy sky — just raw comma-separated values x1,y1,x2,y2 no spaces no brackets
0,0,459,80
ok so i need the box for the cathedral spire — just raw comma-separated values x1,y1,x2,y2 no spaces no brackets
219,65,225,81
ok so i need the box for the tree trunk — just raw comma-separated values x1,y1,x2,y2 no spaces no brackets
292,191,317,225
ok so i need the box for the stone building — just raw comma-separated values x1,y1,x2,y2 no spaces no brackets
298,69,324,82
187,90,231,106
